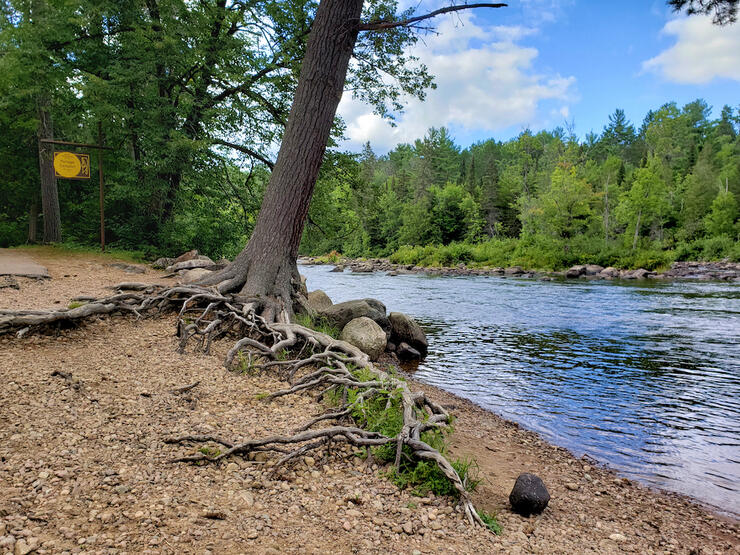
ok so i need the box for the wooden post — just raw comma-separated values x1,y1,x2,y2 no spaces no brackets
98,122,105,252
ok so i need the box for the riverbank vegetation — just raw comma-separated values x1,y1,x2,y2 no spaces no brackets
302,104,740,270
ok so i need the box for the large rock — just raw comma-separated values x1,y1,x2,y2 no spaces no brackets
599,267,619,278
397,342,421,361
174,249,199,264
319,300,387,331
352,263,374,273
504,266,524,276
307,290,333,311
152,257,175,269
509,473,550,517
565,265,587,278
180,268,212,284
362,298,387,315
340,317,387,360
632,268,652,279
584,264,604,275
388,312,427,358
167,258,215,272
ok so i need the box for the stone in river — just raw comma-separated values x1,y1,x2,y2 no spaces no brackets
397,342,421,361
509,473,550,516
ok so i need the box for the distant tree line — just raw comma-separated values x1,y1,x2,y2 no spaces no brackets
301,102,740,269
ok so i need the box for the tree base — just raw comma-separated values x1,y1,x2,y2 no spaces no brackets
0,281,485,528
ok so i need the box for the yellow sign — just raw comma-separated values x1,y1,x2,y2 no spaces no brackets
54,151,90,179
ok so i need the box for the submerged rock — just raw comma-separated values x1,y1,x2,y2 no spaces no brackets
509,473,550,517
397,342,421,361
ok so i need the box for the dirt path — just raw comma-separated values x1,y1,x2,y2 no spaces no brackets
0,247,174,311
0,250,737,554
0,249,50,279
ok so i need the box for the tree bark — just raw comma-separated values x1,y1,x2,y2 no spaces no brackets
632,208,642,252
37,98,61,243
27,199,38,243
201,0,364,320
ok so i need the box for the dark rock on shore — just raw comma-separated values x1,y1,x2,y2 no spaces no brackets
389,312,428,358
662,260,740,281
509,473,550,517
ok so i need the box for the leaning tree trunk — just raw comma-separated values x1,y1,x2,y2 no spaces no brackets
200,0,364,322
37,98,61,243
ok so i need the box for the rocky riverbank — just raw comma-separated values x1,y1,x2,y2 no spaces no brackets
298,257,740,282
1,249,738,553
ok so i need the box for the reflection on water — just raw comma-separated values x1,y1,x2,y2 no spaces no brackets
300,266,740,515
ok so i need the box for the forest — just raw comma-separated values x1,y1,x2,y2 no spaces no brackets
1,1,738,271
303,103,740,270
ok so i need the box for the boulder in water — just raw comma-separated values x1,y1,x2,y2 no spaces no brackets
388,312,427,358
397,342,421,361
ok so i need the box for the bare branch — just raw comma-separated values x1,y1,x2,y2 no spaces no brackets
359,3,507,32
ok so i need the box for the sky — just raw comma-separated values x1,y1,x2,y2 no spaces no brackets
337,0,740,154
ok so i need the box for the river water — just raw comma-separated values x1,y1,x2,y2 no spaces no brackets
300,265,740,516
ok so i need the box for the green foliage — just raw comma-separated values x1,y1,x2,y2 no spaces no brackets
294,313,341,339
704,191,738,237
302,102,739,270
198,446,222,457
1,0,437,257
478,510,502,535
67,301,85,309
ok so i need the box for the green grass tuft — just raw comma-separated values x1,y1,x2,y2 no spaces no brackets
478,510,502,534
198,446,221,457
294,312,341,339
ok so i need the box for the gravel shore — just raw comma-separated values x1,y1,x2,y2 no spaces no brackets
0,249,738,554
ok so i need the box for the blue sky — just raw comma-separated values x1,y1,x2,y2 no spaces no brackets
337,0,740,153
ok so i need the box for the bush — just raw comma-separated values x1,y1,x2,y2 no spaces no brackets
325,368,481,499
700,235,735,260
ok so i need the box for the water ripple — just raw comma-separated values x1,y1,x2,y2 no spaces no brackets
300,267,740,516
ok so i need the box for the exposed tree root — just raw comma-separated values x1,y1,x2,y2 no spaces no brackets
0,281,485,527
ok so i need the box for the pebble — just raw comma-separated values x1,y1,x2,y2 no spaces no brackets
342,521,352,531
402,521,413,535
609,533,627,542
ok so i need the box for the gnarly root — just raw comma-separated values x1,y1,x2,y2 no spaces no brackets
168,292,485,527
0,280,484,527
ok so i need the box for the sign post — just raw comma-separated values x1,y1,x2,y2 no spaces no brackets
41,133,113,251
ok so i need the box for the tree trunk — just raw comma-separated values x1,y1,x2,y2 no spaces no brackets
37,98,61,243
632,209,642,252
603,175,610,246
27,199,38,243
201,0,364,321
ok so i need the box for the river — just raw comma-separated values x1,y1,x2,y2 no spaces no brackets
299,265,740,516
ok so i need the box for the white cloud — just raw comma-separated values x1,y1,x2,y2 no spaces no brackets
338,13,576,152
643,16,740,84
